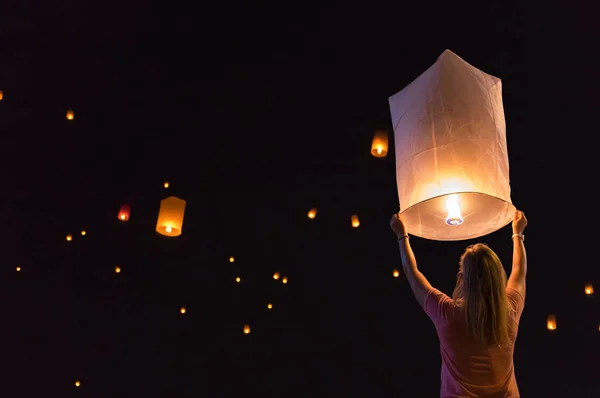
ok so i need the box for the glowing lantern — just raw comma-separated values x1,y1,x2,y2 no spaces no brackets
118,204,131,221
156,196,186,237
115,266,121,274
180,307,186,314
0,90,3,100
75,381,81,387
273,272,280,280
546,314,557,331
66,109,75,120
235,277,241,283
267,303,273,309
229,256,235,263
351,215,360,228
389,50,516,241
66,234,73,241
243,324,251,334
585,283,594,295
16,266,21,272
393,269,400,278
307,208,318,219
282,277,288,284
80,230,86,236
371,130,389,158
164,181,169,188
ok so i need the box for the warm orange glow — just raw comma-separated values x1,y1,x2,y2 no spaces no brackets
547,314,557,331
307,208,317,219
0,90,3,100
393,269,400,277
75,380,81,387
445,194,464,226
118,204,131,221
156,196,186,237
351,215,360,228
584,283,594,295
282,277,288,284
180,307,186,314
267,303,273,309
370,130,389,158
66,234,73,241
164,181,169,188
273,272,280,280
243,324,251,334
235,277,241,283
80,230,86,236
16,266,21,272
229,256,235,263
115,266,121,274
66,109,75,120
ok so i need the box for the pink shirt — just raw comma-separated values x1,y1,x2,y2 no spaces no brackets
423,287,525,397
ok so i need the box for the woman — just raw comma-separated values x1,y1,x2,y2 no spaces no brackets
390,210,528,397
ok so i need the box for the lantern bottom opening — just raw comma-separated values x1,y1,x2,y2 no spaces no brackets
156,226,182,237
400,192,516,241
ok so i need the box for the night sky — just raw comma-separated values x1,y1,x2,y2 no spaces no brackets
1,2,598,397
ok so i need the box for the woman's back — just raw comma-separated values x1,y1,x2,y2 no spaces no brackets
424,287,525,397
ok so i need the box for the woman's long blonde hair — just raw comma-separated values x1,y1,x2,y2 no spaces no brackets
452,243,510,347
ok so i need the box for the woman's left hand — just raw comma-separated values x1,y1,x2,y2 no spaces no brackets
390,213,408,237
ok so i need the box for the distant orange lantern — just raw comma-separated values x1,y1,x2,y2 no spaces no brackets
546,314,557,331
235,277,241,283
66,109,75,120
307,208,318,219
229,256,235,263
371,130,389,158
0,90,4,100
74,380,81,387
393,269,400,278
267,303,273,309
243,324,251,334
156,196,186,237
66,234,73,241
81,230,86,236
282,277,288,284
180,307,186,314
585,283,594,295
164,181,169,188
16,266,21,272
351,215,360,228
118,204,131,221
273,272,280,280
115,266,121,274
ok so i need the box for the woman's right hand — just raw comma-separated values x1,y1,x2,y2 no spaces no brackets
512,210,527,234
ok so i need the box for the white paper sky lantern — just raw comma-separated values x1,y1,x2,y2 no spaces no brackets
156,196,187,237
389,50,516,241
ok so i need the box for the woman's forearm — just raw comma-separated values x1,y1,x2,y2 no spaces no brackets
511,237,527,279
398,237,418,272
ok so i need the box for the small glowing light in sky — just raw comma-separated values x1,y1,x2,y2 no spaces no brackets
66,109,75,120
267,303,273,309
180,307,186,314
282,277,288,284
273,272,280,280
16,266,21,272
229,256,235,263
81,230,86,236
164,181,169,188
243,324,251,334
66,234,73,241
235,277,241,283
115,266,121,274
74,380,81,387
393,269,400,277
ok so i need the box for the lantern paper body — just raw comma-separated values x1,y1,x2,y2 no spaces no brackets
389,50,516,241
118,204,131,221
547,314,557,330
371,130,389,158
156,196,186,237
